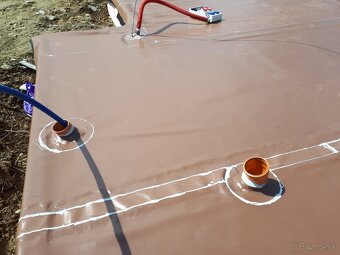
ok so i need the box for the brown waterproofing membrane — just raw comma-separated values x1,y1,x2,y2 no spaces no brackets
17,0,340,254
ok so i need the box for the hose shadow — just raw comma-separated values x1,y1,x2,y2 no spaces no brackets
147,22,205,35
68,128,132,255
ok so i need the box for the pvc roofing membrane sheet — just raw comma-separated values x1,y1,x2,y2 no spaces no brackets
17,0,340,254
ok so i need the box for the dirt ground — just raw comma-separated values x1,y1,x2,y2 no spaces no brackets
0,1,114,254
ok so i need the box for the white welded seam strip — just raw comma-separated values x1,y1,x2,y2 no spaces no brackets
17,137,340,238
271,140,340,171
320,143,338,154
19,166,226,221
271,153,335,171
19,142,336,239
17,179,225,239
19,137,340,221
266,138,340,159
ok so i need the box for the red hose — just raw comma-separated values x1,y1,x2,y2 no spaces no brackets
136,0,208,34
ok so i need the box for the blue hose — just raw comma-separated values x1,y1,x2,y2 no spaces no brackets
0,85,68,127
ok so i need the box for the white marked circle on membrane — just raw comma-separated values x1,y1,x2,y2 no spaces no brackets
224,166,284,206
125,34,141,40
38,118,94,153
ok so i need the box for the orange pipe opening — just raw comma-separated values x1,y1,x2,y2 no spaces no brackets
242,157,270,189
52,120,74,138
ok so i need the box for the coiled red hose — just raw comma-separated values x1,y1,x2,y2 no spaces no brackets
136,0,208,35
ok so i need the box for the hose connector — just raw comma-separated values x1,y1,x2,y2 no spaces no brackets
52,120,75,140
